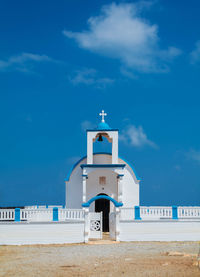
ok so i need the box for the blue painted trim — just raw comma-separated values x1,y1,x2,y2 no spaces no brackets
82,174,88,178
53,207,58,221
117,174,124,178
64,152,141,182
46,205,48,209
86,129,119,132
80,164,126,168
15,208,20,222
172,206,178,220
134,206,141,220
82,195,123,208
118,156,141,181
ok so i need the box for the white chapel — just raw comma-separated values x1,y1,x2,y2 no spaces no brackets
65,111,141,231
1,111,200,244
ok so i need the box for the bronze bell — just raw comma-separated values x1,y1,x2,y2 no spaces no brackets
98,134,103,142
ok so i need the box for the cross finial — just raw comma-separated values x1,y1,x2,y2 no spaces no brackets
99,110,107,123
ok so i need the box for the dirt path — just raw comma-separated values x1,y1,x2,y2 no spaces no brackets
0,241,200,277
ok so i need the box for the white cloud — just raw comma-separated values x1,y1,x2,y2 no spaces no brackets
190,41,200,64
119,124,157,148
120,67,138,79
81,120,96,131
186,149,200,163
63,2,181,74
0,53,57,72
69,68,114,88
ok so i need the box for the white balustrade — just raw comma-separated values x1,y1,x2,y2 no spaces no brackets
0,209,15,221
21,209,53,222
140,206,172,220
120,208,135,220
59,209,85,221
178,207,200,218
0,208,85,222
1,206,200,223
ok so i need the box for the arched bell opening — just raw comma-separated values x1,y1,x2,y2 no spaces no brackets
93,132,112,143
93,132,112,154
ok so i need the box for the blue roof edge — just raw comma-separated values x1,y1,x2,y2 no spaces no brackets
64,152,141,182
80,164,126,168
86,129,119,132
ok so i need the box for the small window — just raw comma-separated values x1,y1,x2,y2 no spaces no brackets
99,176,106,185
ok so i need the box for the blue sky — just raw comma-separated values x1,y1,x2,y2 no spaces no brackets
0,0,200,207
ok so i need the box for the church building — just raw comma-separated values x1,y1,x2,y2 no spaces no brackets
65,110,141,231
1,111,200,244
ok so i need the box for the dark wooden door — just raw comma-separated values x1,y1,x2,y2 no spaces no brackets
95,196,110,232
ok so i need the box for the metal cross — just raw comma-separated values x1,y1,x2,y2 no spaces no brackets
99,110,107,123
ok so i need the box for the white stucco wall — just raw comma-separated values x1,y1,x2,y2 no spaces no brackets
118,158,140,207
93,154,112,164
119,220,200,241
65,154,140,209
0,222,85,245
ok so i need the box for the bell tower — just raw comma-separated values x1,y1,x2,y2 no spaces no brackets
86,110,119,164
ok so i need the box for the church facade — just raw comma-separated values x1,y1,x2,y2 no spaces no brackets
65,111,141,230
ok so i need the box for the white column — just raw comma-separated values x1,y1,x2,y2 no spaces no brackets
117,175,123,203
82,175,87,203
84,208,89,243
115,207,120,241
87,132,93,164
112,132,118,164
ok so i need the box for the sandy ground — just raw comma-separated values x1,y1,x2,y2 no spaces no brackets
0,241,200,277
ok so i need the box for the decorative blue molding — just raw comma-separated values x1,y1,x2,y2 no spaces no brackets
53,207,58,221
80,164,126,168
15,208,20,222
118,156,141,181
86,129,119,132
172,206,178,220
82,195,123,208
117,174,124,178
82,174,88,178
64,152,141,182
134,206,141,220
46,205,48,209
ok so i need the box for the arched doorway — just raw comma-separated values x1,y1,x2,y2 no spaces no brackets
95,193,110,232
